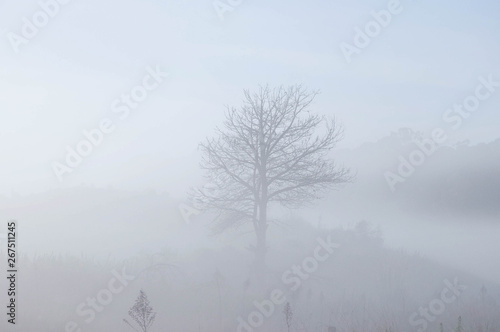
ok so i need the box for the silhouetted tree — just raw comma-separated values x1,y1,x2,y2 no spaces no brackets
283,302,293,332
123,290,156,332
195,85,352,269
455,316,464,332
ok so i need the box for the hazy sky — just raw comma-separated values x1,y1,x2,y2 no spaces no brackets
1,0,499,194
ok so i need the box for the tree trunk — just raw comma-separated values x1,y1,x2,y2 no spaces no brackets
254,123,268,275
254,195,267,273
255,220,267,269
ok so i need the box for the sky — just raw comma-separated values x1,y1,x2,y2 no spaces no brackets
0,0,499,195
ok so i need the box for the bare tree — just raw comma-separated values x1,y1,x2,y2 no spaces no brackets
123,290,156,332
195,85,352,269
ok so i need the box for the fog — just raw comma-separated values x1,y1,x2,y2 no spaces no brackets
0,0,499,331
